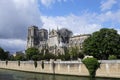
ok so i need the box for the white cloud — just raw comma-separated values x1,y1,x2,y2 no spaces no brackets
0,39,26,53
100,0,117,11
40,0,68,7
0,0,42,39
41,14,102,35
117,29,120,34
0,0,42,52
40,0,55,7
97,10,120,23
41,10,120,35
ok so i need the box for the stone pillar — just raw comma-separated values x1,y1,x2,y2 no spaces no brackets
106,63,109,75
67,64,70,72
50,62,52,71
57,63,60,71
79,64,81,73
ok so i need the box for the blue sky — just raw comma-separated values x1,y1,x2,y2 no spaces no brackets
0,0,120,53
39,0,101,16
39,0,120,35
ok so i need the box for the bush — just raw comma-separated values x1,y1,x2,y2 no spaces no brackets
32,55,39,61
18,60,20,66
41,60,44,69
34,61,37,68
6,60,8,65
108,55,117,60
14,54,25,61
82,58,100,80
43,53,56,60
57,54,65,60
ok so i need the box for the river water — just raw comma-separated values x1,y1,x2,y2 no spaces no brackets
0,69,119,80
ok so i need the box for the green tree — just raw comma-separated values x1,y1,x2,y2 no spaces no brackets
62,47,70,60
9,55,15,61
26,47,39,60
14,53,25,61
69,47,79,60
0,47,5,60
108,55,117,60
0,47,9,60
83,28,120,59
43,53,56,60
3,51,9,60
82,58,100,80
32,55,40,61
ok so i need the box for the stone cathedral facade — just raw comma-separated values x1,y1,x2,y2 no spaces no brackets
27,25,90,55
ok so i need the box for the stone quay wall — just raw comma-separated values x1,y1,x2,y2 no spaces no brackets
0,60,120,78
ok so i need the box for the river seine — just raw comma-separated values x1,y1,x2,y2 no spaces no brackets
0,69,119,80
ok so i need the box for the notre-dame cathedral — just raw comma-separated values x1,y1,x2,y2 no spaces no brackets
27,25,90,55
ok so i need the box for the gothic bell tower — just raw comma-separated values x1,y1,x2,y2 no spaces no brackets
27,25,39,49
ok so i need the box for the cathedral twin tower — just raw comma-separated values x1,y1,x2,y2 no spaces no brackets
27,25,65,55
27,26,48,49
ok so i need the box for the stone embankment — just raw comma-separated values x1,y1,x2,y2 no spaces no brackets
0,60,120,78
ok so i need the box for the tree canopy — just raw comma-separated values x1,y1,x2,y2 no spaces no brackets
83,28,120,59
0,47,9,60
25,47,39,60
14,53,25,61
82,58,100,80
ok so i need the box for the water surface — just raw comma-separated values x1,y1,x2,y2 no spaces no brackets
0,69,119,80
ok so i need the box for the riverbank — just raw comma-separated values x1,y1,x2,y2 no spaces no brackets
0,60,120,78
1,69,119,80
